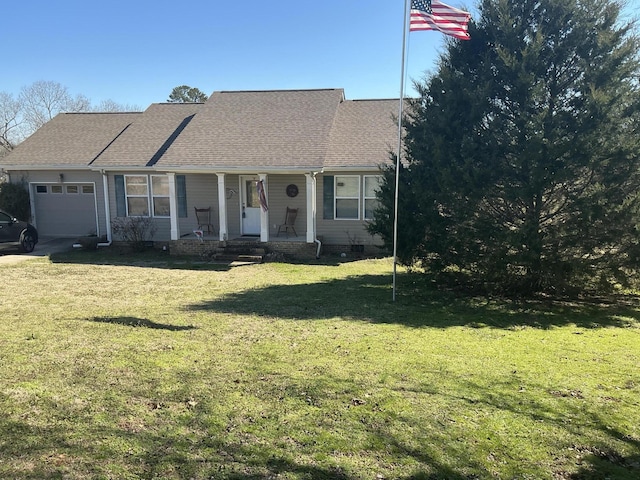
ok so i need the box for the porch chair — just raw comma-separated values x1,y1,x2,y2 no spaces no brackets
277,207,298,237
194,207,215,235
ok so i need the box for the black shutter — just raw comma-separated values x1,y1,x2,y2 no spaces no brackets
177,175,187,218
323,175,334,220
115,175,126,217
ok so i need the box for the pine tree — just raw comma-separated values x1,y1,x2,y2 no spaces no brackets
370,0,640,294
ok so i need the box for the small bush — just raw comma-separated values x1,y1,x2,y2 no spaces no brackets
111,217,157,252
0,180,30,220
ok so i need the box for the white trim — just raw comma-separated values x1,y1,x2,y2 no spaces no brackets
305,173,316,243
167,173,179,240
102,173,112,242
217,173,228,240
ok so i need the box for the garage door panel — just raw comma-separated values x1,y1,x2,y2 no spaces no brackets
34,184,97,237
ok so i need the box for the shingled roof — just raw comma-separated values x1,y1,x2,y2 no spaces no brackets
2,89,400,172
324,98,398,169
92,103,203,168
156,89,346,171
2,112,141,168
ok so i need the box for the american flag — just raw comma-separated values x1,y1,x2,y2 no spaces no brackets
410,0,471,40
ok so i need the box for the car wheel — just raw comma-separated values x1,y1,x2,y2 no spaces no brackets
20,231,36,253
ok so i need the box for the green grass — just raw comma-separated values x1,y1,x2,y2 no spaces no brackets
1,249,639,479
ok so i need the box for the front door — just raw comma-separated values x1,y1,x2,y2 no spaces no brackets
240,176,261,235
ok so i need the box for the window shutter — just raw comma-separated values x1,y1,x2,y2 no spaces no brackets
323,175,334,220
177,175,187,218
115,175,126,217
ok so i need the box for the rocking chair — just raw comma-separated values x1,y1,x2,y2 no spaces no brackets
277,207,298,237
194,207,215,234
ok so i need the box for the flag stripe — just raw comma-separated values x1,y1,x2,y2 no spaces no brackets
410,0,471,40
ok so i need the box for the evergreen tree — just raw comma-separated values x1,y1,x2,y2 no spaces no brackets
369,0,640,294
167,86,209,103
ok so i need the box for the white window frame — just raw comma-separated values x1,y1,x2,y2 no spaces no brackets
151,175,170,218
124,175,150,217
334,175,361,220
363,175,382,220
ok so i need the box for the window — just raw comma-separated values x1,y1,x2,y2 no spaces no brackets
124,175,149,216
66,185,79,194
335,176,360,220
82,185,94,194
151,175,170,217
115,174,187,218
51,185,63,194
36,185,47,194
363,176,382,220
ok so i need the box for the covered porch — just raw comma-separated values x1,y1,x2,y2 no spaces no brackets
164,172,319,245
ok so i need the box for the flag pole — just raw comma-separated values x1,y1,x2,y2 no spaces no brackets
393,0,411,302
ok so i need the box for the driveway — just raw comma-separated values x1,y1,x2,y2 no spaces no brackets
0,237,76,265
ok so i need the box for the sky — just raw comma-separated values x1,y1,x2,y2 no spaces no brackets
5,0,465,110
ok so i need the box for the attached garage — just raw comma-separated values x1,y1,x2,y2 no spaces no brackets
33,183,98,237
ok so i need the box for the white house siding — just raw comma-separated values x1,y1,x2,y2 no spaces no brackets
12,170,102,237
316,172,383,246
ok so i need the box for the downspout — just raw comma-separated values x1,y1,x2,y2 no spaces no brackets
309,171,322,259
98,170,112,246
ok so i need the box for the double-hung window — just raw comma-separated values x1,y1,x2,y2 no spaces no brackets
151,175,170,217
335,175,360,220
116,174,187,218
124,175,150,216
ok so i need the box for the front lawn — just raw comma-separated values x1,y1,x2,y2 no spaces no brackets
1,251,639,479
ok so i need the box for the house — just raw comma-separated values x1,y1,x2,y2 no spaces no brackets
0,89,399,257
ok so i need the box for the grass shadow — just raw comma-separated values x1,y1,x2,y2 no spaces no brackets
49,248,233,271
187,272,640,329
86,316,197,331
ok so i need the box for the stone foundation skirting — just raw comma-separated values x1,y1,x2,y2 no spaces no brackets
169,239,320,260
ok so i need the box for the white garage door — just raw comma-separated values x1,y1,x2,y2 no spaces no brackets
33,183,98,237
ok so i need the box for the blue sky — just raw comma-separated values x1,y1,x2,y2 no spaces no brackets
5,0,464,109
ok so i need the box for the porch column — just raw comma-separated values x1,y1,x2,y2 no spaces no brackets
305,173,317,243
216,173,228,241
259,173,269,242
102,171,112,242
167,172,179,240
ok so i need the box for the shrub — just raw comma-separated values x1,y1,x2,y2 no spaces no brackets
111,217,157,252
0,180,31,220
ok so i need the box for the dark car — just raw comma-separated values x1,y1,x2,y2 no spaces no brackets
0,210,38,253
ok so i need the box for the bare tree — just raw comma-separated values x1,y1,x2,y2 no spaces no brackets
93,99,142,112
19,80,91,132
0,81,142,154
0,92,22,157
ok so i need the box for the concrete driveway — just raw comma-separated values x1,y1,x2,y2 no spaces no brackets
0,237,76,265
